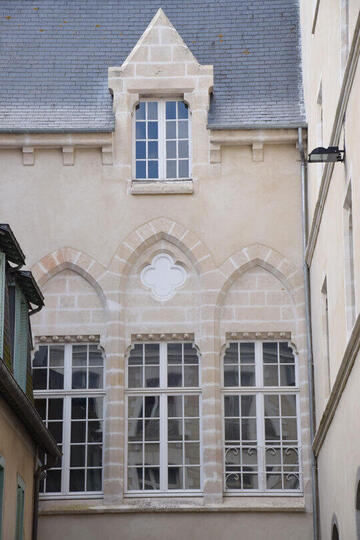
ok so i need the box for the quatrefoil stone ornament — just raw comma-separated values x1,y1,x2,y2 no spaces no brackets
140,253,187,301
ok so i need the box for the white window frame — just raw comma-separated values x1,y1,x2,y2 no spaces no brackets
33,343,105,500
222,341,302,496
132,98,192,181
125,341,202,496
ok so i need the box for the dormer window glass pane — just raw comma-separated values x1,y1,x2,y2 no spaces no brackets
135,100,190,181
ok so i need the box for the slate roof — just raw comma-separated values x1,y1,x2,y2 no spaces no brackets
0,0,305,132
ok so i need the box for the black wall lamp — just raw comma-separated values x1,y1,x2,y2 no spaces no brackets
308,146,345,163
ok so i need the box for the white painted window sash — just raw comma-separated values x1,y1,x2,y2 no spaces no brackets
133,99,191,181
125,341,202,495
222,341,301,494
34,343,105,498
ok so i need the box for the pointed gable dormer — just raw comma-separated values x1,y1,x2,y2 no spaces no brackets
108,9,214,194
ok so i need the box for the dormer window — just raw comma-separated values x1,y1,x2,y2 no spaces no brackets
134,100,190,181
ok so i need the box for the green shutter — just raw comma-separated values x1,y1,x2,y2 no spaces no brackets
13,288,28,392
0,252,5,359
15,477,25,540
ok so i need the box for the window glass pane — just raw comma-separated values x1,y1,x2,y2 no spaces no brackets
87,445,102,467
49,367,64,389
48,398,63,420
136,141,146,159
136,122,146,139
280,365,295,386
147,101,158,120
263,342,278,363
45,470,61,493
89,367,103,389
70,470,85,492
167,343,182,364
178,159,189,178
184,365,198,387
128,366,143,388
279,342,294,363
144,396,159,418
32,369,47,390
128,468,142,490
71,446,85,467
184,395,199,417
168,365,182,387
144,468,160,490
263,365,278,386
166,121,176,139
128,396,143,418
87,469,102,491
177,101,188,119
136,102,145,120
224,365,239,386
72,368,86,389
144,444,159,465
166,160,177,179
72,345,87,367
148,141,158,159
224,395,239,417
168,395,182,417
166,140,177,158
166,101,176,119
168,467,182,489
33,346,48,367
72,345,87,366
89,345,103,366
148,122,158,139
178,140,188,158
129,344,143,365
135,161,146,179
178,121,188,139
49,345,64,367
224,343,239,364
145,344,160,364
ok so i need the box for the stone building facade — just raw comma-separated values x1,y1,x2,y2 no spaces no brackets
300,1,360,539
0,2,316,539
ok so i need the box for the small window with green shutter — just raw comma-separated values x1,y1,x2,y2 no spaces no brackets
13,287,28,392
15,476,25,540
0,252,5,360
0,455,4,540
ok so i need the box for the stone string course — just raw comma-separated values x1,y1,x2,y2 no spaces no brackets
31,217,311,508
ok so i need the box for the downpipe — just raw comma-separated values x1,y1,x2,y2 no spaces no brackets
298,127,320,540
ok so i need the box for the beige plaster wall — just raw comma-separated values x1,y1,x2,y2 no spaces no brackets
300,2,360,538
0,397,36,540
38,511,312,540
316,350,360,540
32,268,105,336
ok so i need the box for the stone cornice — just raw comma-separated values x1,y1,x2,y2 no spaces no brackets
35,334,100,344
0,133,113,166
305,10,360,266
313,313,360,455
131,333,194,342
226,331,291,341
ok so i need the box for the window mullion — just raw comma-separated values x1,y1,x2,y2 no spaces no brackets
257,393,265,492
160,393,167,491
160,101,166,180
62,395,71,495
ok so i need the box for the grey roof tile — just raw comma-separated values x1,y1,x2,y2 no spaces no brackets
0,0,305,132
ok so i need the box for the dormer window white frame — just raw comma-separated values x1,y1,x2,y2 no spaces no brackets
133,99,191,181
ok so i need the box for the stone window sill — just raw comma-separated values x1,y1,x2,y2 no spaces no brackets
39,496,306,515
130,179,193,195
